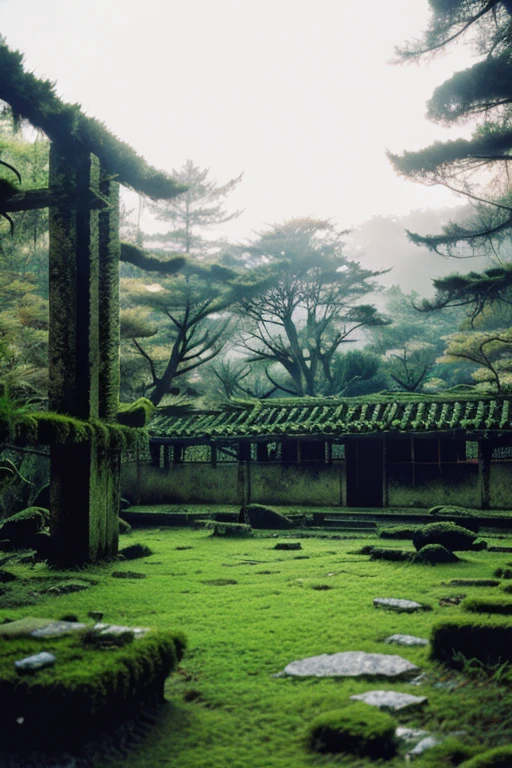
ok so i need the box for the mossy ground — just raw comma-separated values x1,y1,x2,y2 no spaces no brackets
1,523,512,766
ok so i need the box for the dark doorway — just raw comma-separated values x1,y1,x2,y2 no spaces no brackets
346,439,383,507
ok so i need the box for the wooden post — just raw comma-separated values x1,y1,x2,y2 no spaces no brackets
478,440,492,510
48,146,121,565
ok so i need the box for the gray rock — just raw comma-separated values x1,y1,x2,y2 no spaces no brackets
15,651,56,672
374,597,426,613
30,620,87,638
93,622,149,639
282,651,420,679
384,634,429,647
406,736,443,762
396,727,430,743
351,690,427,711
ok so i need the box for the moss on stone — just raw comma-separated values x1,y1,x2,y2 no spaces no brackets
431,617,512,666
306,703,397,758
244,504,293,530
459,746,512,767
462,597,512,615
0,506,49,548
0,628,186,745
413,544,459,564
117,398,155,428
413,522,477,552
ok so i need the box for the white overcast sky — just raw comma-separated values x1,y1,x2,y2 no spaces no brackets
1,0,476,240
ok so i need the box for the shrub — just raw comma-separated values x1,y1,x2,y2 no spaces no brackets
0,507,49,548
204,521,253,538
459,746,512,767
306,703,397,758
462,598,512,616
369,547,412,562
413,544,458,564
431,617,512,666
378,526,418,539
244,504,293,530
413,522,477,552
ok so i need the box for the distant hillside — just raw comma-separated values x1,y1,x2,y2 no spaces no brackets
346,206,489,297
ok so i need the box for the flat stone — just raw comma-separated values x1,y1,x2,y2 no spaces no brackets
282,651,420,679
351,690,427,711
384,634,429,647
396,727,430,743
31,620,87,638
15,651,56,672
93,622,149,639
0,617,86,638
374,597,426,613
406,736,443,761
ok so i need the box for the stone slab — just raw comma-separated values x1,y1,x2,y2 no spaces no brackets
385,634,429,647
406,735,442,761
282,651,420,679
31,620,87,638
351,690,427,711
15,651,56,672
93,623,149,639
396,727,430,743
374,597,425,613
0,617,86,638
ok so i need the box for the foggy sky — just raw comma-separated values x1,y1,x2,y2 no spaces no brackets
1,0,476,243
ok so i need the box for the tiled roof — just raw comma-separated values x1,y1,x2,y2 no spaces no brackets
150,394,512,441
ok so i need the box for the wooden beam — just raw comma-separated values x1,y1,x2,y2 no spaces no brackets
2,186,110,212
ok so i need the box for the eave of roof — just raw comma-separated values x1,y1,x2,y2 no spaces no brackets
149,392,512,442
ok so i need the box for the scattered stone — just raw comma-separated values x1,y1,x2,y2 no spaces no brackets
59,614,79,623
31,620,87,638
0,568,16,582
384,634,429,647
111,571,147,579
0,617,84,638
281,651,420,679
93,622,149,639
45,581,91,595
405,735,443,762
373,597,429,613
351,690,427,712
439,594,466,607
88,611,104,622
410,673,429,686
201,578,237,586
118,543,153,560
274,542,302,551
176,546,193,551
396,727,430,743
14,651,56,673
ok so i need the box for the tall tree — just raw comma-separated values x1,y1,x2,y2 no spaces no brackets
145,159,243,258
391,0,512,256
234,218,388,397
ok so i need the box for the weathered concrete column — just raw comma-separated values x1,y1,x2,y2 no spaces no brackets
48,145,121,565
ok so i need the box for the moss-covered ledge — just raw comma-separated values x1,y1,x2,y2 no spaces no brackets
0,411,149,451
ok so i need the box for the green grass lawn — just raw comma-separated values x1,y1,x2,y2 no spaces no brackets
1,526,512,766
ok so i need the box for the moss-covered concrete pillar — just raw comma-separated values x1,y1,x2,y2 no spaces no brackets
48,145,121,565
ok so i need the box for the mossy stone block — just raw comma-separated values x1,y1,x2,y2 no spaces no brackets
307,702,397,758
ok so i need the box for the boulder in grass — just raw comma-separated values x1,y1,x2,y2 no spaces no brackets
412,522,477,552
306,703,397,758
244,504,293,529
413,544,459,565
0,507,49,548
118,543,153,560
